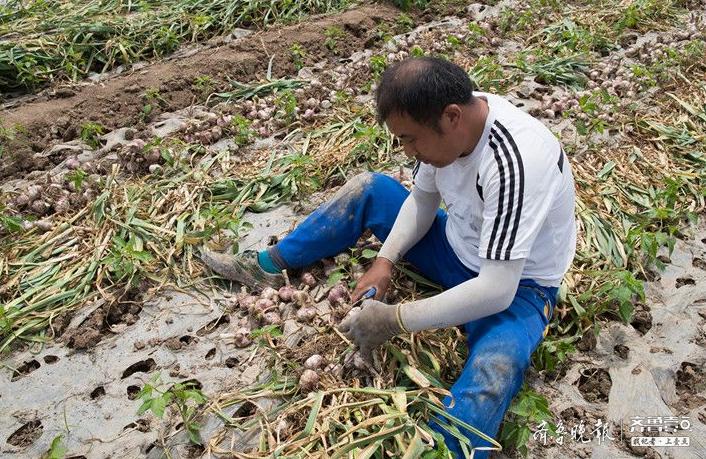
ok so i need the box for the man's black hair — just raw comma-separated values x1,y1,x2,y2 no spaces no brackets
375,56,475,131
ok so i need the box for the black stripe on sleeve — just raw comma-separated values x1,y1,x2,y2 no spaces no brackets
412,161,421,180
486,138,507,259
489,128,517,260
557,148,564,173
494,120,525,260
475,172,483,201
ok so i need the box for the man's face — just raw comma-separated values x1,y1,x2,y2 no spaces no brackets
385,108,463,168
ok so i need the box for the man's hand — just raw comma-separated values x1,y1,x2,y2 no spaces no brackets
338,299,401,362
351,257,393,302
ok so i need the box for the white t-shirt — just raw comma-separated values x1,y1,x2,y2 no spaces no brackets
413,92,576,287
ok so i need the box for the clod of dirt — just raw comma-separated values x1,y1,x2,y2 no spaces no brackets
121,358,157,379
164,336,183,351
676,277,696,288
90,386,106,400
577,368,612,403
205,348,216,360
66,327,102,349
614,344,629,359
649,346,673,354
62,297,144,350
692,257,706,270
6,420,43,447
630,308,653,335
559,406,600,428
43,355,59,364
577,329,597,351
225,356,239,368
10,359,40,381
676,361,706,410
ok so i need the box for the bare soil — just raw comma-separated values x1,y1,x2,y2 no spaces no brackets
60,289,144,351
577,367,612,403
0,4,400,181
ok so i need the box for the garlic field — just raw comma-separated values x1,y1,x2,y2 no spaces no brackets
1,0,705,458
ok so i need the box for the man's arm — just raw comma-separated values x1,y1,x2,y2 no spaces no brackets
340,257,526,361
400,257,525,331
378,185,442,263
352,185,440,301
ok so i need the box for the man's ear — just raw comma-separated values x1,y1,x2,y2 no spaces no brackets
442,104,463,128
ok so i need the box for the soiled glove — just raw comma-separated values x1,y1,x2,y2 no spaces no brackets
338,299,401,362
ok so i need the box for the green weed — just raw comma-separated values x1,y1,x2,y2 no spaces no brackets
514,51,589,87
103,234,154,286
0,201,22,233
275,89,298,123
42,435,67,459
324,26,345,54
532,335,579,373
572,89,619,135
395,13,415,32
616,0,681,31
499,7,536,34
468,55,512,92
446,34,462,50
193,75,215,97
571,269,645,326
66,169,88,191
499,386,555,457
79,122,105,149
539,19,614,54
391,0,430,11
141,88,167,122
137,373,207,445
369,54,388,80
466,22,486,44
229,114,255,146
410,45,425,57
289,43,307,70
251,324,284,342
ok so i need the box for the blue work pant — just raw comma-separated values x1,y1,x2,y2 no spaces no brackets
270,172,557,458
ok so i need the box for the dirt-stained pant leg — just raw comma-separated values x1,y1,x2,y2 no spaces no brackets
272,172,479,285
272,172,394,268
428,285,555,458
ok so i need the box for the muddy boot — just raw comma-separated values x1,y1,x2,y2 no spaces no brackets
200,249,284,291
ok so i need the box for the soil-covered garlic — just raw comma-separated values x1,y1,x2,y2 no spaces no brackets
299,369,319,392
327,283,349,305
233,327,252,348
301,272,316,287
304,354,324,370
263,311,282,325
296,307,317,323
278,285,294,302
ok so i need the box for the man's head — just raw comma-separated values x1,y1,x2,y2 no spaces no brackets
375,57,477,168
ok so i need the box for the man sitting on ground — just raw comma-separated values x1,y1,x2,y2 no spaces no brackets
203,56,576,457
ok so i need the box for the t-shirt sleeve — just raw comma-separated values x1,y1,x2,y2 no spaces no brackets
412,161,437,193
478,124,562,261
